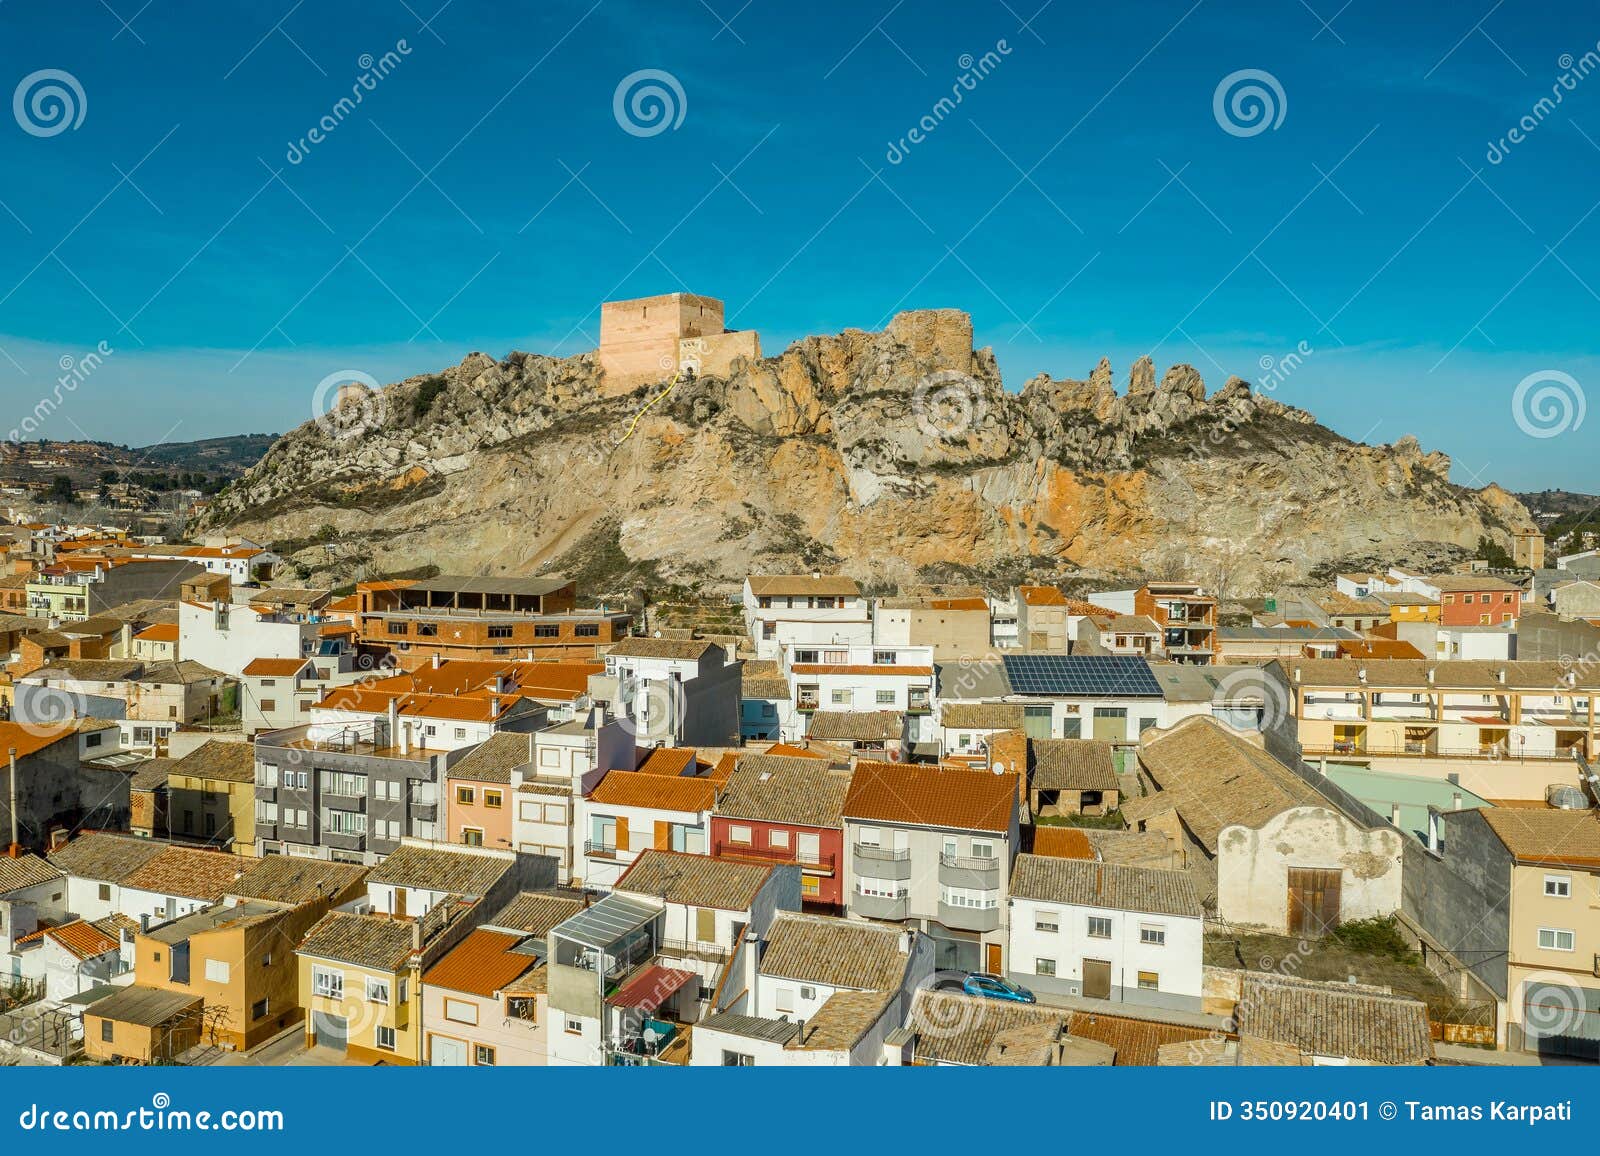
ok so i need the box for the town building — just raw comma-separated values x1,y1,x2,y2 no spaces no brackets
741,574,871,661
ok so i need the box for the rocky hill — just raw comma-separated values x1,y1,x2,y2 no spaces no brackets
200,310,1536,596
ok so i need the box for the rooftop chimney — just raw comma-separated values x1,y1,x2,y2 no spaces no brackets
1389,803,1402,827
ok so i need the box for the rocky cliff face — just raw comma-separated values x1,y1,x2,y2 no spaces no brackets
201,310,1535,595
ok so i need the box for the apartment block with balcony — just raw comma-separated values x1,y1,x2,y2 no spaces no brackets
840,761,1020,975
1134,582,1217,664
353,574,632,666
578,765,716,891
780,642,935,745
594,637,742,748
1271,658,1599,799
742,574,873,661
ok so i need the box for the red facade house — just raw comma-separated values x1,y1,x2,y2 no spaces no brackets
1430,575,1522,627
709,752,852,912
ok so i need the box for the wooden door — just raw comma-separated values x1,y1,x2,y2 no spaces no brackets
1082,958,1112,1000
985,942,1002,974
394,888,407,918
1286,868,1341,935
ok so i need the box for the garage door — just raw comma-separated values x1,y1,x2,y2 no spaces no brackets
1520,979,1600,1060
311,1011,348,1052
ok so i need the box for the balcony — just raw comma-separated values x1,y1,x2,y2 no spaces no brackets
322,791,366,812
853,890,910,921
852,843,913,880
584,840,619,858
937,900,1001,933
711,839,837,874
322,830,365,853
906,696,933,716
939,853,1000,889
254,784,277,802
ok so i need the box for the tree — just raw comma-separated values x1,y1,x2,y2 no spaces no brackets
48,475,76,505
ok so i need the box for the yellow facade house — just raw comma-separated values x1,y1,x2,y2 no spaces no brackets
164,739,258,853
296,900,474,1065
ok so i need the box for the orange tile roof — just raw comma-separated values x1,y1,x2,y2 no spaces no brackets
1030,826,1095,860
790,664,934,676
588,769,716,813
325,594,360,614
763,742,828,760
242,657,312,676
46,919,119,960
133,623,179,642
635,748,698,777
1338,639,1426,660
0,720,84,760
421,929,537,997
319,622,356,636
844,762,1018,833
1019,585,1068,606
927,597,989,611
119,846,245,902
357,579,418,592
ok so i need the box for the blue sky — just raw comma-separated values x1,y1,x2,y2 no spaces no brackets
0,0,1596,489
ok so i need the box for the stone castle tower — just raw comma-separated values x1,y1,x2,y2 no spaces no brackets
596,292,761,396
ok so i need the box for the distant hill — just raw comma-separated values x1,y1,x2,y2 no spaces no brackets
131,434,278,474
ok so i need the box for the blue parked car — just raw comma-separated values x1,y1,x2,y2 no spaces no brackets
962,973,1036,1004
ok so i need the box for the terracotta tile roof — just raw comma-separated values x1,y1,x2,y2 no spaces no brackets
49,833,166,883
0,719,93,761
635,747,698,777
133,623,178,642
906,991,1210,1066
747,575,861,598
120,846,245,902
366,844,513,897
228,856,369,906
1478,807,1600,866
805,710,905,741
242,657,313,676
46,919,120,960
614,849,772,911
792,988,896,1050
1129,717,1329,854
761,742,828,760
422,928,537,997
588,770,716,813
1275,658,1599,691
741,659,790,700
1030,739,1118,791
939,703,1025,731
1428,574,1520,592
298,911,416,971
488,891,584,937
165,739,255,784
715,755,852,827
1063,599,1118,616
605,637,720,661
843,761,1018,834
446,732,533,784
1010,854,1202,918
1029,826,1094,860
1336,639,1426,660
759,912,907,990
1234,975,1434,1065
1018,585,1068,606
0,852,62,894
325,594,360,614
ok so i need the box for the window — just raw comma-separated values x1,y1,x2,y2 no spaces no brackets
260,698,277,712
98,883,111,901
251,998,269,1020
204,959,230,984
1035,910,1059,933
939,885,998,909
721,1050,755,1066
564,1016,583,1035
491,625,516,639
796,832,821,864
1539,928,1576,952
544,803,567,823
1545,875,1571,898
1087,916,1112,938
872,650,895,665
454,727,467,740
417,623,438,637
823,649,848,664
365,977,390,1005
775,987,795,1014
800,875,821,898
323,770,367,797
484,790,503,809
101,1020,114,1043
475,1044,496,1066
1137,971,1160,990
857,877,908,899
875,689,895,705
1140,925,1166,946
374,1026,396,1051
575,624,599,638
765,829,790,850
1036,958,1056,976
728,824,752,845
325,809,367,835
831,689,850,705
858,826,881,847
462,828,484,847
312,966,343,999
389,622,408,635
444,998,478,1024
456,786,475,805
970,840,994,859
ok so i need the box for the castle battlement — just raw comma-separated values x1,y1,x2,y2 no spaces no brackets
596,292,760,395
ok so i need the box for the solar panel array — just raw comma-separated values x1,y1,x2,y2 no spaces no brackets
1001,654,1164,698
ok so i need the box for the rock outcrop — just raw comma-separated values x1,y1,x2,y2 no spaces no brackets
201,310,1536,595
